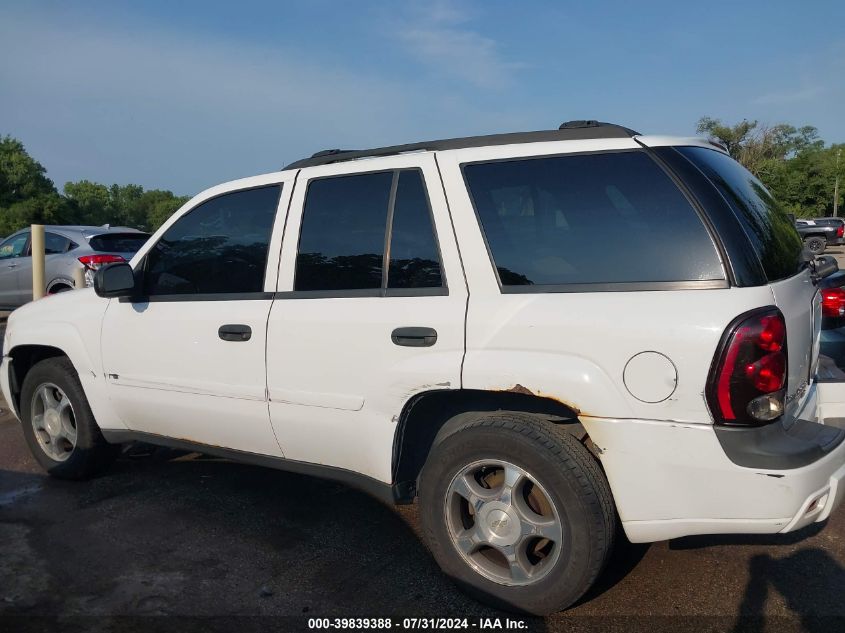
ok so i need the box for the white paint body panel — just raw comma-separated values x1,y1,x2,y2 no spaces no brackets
100,298,281,456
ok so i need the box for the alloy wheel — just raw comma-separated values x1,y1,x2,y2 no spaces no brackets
30,382,77,462
444,459,563,586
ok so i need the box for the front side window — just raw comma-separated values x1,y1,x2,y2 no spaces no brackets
145,185,281,296
294,169,444,292
0,233,28,260
463,151,724,287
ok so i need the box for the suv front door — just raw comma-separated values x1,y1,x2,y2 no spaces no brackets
266,154,468,483
100,176,293,455
0,232,30,308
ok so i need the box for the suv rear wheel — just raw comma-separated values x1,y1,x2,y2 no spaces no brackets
418,413,615,615
20,357,119,479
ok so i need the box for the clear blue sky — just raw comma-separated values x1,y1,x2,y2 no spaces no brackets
2,0,844,195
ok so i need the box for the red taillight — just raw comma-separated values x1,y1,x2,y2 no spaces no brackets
822,288,845,318
837,224,844,238
707,308,788,425
744,353,786,392
78,254,125,270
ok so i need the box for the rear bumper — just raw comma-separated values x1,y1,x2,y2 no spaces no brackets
581,397,845,542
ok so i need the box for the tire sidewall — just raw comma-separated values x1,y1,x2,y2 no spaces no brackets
20,358,107,478
419,423,603,615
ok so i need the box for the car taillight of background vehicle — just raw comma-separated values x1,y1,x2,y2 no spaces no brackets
78,254,126,287
706,308,787,425
822,288,845,318
837,225,845,238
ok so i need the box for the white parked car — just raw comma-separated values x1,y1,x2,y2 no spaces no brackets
2,121,844,615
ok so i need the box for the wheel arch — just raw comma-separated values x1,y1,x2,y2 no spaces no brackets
7,344,69,415
391,388,588,503
46,277,75,293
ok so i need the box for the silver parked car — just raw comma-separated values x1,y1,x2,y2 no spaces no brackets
0,225,150,310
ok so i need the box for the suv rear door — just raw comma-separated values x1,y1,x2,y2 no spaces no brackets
266,153,468,483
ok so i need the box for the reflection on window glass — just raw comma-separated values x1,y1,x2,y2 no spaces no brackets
388,171,443,288
0,234,28,259
44,233,70,255
295,172,392,291
679,147,802,282
89,233,150,254
464,151,724,286
145,185,281,295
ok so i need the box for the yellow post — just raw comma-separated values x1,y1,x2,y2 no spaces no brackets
31,224,45,300
72,266,86,289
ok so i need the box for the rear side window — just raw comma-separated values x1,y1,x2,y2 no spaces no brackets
294,169,444,293
463,151,724,287
44,232,71,254
677,147,802,282
295,171,392,291
88,233,150,254
145,185,281,296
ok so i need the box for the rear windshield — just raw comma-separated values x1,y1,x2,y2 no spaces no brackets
677,147,803,282
463,150,724,287
87,233,150,253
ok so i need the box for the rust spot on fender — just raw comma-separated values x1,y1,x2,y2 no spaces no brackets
500,384,583,416
505,383,534,396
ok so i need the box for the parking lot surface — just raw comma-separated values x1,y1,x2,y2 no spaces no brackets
1,397,843,633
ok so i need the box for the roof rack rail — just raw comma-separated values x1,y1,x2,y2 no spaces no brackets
283,121,639,170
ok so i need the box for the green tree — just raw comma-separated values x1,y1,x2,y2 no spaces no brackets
696,117,822,179
0,136,56,207
696,117,841,218
143,191,190,230
64,180,112,226
0,136,70,234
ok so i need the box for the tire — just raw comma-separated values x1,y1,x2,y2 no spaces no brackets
804,235,826,256
20,357,119,479
49,284,73,294
418,412,615,615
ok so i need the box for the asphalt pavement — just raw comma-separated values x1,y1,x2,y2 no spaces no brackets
1,400,843,632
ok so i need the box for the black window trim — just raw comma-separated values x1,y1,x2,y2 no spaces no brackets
288,166,449,298
459,147,730,294
136,182,285,302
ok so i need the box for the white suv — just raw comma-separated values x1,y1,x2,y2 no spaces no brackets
3,121,844,615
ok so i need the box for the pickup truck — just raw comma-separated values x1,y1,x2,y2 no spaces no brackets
3,121,845,615
796,217,845,255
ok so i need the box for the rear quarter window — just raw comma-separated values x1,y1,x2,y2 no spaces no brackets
463,150,724,288
676,147,803,282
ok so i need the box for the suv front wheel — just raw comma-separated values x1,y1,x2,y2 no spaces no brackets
418,413,615,615
20,357,119,479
